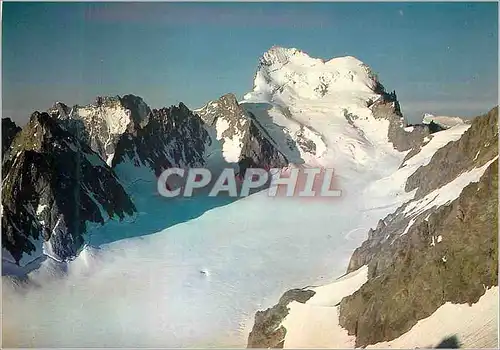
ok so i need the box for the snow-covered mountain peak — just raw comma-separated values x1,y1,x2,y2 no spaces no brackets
48,94,152,163
247,47,380,103
260,46,310,66
241,47,429,172
196,93,246,126
50,94,151,133
260,46,367,70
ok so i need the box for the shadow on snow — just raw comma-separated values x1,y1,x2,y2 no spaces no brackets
86,180,238,247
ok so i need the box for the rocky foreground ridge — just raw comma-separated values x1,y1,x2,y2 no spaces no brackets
247,107,498,348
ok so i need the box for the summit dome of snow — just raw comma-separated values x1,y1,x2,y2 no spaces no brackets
241,46,408,171
259,46,321,67
245,46,381,102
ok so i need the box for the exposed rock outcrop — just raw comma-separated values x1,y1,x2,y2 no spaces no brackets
196,93,289,176
1,112,136,264
238,112,289,176
370,91,430,152
49,95,151,166
339,158,497,347
338,108,498,347
2,117,22,159
49,96,211,181
247,288,315,348
112,102,210,177
406,107,498,199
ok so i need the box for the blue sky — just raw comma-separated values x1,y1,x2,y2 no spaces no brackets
3,1,498,124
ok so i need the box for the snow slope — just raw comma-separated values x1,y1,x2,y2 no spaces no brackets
241,46,403,183
401,155,499,234
1,185,389,347
361,123,471,216
367,287,498,349
2,47,486,348
282,266,369,348
278,266,498,349
423,113,466,129
3,175,393,348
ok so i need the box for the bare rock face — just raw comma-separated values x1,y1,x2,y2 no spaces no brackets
337,108,498,348
196,93,289,176
247,288,316,348
112,102,211,176
2,117,21,158
49,95,151,166
49,96,211,180
1,112,136,264
197,93,247,129
338,158,497,347
370,90,431,152
406,107,498,199
239,112,289,177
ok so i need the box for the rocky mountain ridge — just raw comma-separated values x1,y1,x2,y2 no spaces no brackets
2,46,495,348
196,93,289,176
2,112,136,263
245,106,498,348
2,48,446,267
49,96,150,166
2,91,297,265
338,107,498,347
1,117,21,158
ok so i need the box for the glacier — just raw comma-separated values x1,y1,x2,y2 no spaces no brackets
2,47,490,348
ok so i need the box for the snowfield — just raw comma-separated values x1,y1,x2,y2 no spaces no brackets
367,286,499,349
282,266,369,348
280,266,498,349
422,113,467,129
2,180,396,348
2,48,495,348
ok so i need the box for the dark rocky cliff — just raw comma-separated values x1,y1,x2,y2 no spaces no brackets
2,117,22,159
2,112,136,263
196,93,289,176
112,102,210,177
